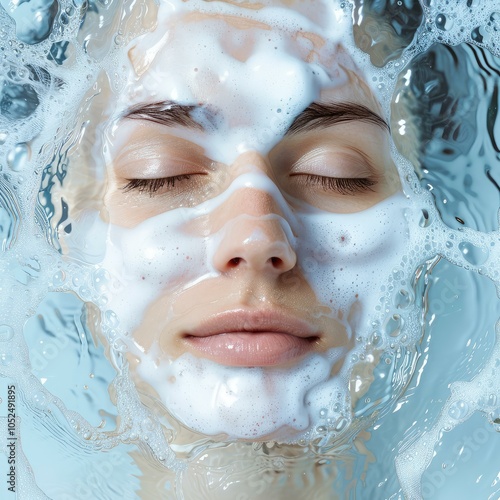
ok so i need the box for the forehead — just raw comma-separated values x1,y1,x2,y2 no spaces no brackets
120,2,368,104
110,2,382,157
126,0,347,72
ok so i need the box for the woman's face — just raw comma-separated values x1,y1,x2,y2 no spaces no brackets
88,4,409,441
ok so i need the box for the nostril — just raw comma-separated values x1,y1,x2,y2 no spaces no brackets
270,257,282,267
227,256,285,269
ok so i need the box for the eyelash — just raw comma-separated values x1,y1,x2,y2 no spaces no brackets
122,175,191,196
122,174,376,197
300,175,376,194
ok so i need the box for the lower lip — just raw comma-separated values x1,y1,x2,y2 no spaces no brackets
183,332,317,367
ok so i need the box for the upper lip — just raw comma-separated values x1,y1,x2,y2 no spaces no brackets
183,308,320,339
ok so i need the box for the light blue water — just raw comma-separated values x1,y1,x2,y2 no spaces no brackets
0,0,499,498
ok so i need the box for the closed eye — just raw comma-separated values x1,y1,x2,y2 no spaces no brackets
122,175,192,196
293,174,377,195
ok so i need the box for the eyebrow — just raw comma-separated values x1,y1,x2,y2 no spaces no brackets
285,102,389,135
123,100,389,134
124,101,204,130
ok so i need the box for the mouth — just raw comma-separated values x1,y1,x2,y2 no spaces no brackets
181,309,321,367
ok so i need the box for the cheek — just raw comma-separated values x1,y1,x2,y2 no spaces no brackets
103,211,211,334
295,194,411,329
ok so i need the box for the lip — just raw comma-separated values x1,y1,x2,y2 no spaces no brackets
181,309,321,367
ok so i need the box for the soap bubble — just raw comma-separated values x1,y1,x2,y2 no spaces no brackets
435,13,454,31
6,143,30,171
458,241,489,266
448,400,470,420
0,82,39,120
0,325,14,341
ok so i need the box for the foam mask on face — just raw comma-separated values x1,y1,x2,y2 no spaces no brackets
67,0,419,443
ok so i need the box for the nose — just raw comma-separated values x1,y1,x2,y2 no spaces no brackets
212,192,297,275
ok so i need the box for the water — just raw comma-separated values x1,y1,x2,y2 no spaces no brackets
0,0,499,498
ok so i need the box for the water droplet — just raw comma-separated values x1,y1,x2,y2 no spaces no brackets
458,241,488,265
435,13,453,31
6,143,30,171
78,286,91,300
0,83,39,119
319,408,328,418
72,275,82,287
383,314,403,337
419,208,432,227
52,270,66,286
394,289,413,309
334,417,348,432
448,400,469,420
0,325,14,341
92,268,110,292
0,352,12,365
98,295,109,307
471,26,490,43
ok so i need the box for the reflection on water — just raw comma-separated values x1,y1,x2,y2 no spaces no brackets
24,293,118,430
0,0,499,498
395,42,500,233
362,259,500,498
